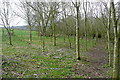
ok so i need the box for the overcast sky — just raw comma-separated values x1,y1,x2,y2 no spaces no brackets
0,0,119,27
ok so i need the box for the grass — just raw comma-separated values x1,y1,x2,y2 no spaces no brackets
2,29,96,78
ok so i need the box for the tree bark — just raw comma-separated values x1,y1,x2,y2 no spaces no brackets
76,6,80,60
52,6,56,46
84,15,88,51
5,28,12,45
29,26,32,43
111,0,119,79
107,5,112,67
42,27,46,52
68,35,72,48
42,36,45,52
64,35,66,43
53,23,56,46
83,1,88,51
8,31,12,45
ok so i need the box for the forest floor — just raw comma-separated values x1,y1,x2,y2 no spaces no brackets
2,29,113,78
73,41,112,78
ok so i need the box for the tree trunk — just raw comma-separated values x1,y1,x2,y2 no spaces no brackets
95,31,98,45
111,1,119,79
8,31,12,45
2,28,4,35
42,35,45,52
29,26,32,43
84,16,88,51
50,26,53,42
83,1,88,51
42,26,46,52
74,34,76,42
118,27,120,79
52,17,56,46
68,35,72,48
64,35,66,43
39,32,45,52
6,29,12,45
50,34,53,42
107,5,112,67
76,6,80,60
53,24,56,46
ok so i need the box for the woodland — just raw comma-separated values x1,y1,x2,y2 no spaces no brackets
0,0,120,79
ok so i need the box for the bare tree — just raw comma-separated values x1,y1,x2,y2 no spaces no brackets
29,2,53,51
83,0,88,51
0,2,14,45
107,2,112,67
110,0,119,79
61,2,73,48
15,1,34,43
72,1,81,60
50,2,59,46
99,1,113,67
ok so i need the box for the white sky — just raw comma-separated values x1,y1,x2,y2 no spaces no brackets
0,0,119,2
0,0,119,27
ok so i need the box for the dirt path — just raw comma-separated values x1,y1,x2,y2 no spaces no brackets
73,42,112,78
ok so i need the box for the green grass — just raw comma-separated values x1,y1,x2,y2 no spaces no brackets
2,29,96,78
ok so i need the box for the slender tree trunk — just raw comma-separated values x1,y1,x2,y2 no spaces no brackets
50,34,53,42
64,35,66,43
6,29,12,45
68,35,72,48
76,6,80,60
50,26,53,42
40,32,42,41
107,6,112,66
111,1,119,79
53,24,56,46
42,38,45,52
118,26,120,78
50,20,53,42
95,31,98,45
29,26,32,43
66,25,72,48
8,31,12,45
52,17,56,46
42,27,45,52
84,16,88,51
83,1,88,51
74,34,76,42
2,28,4,36
3,27,12,45
42,35,45,52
